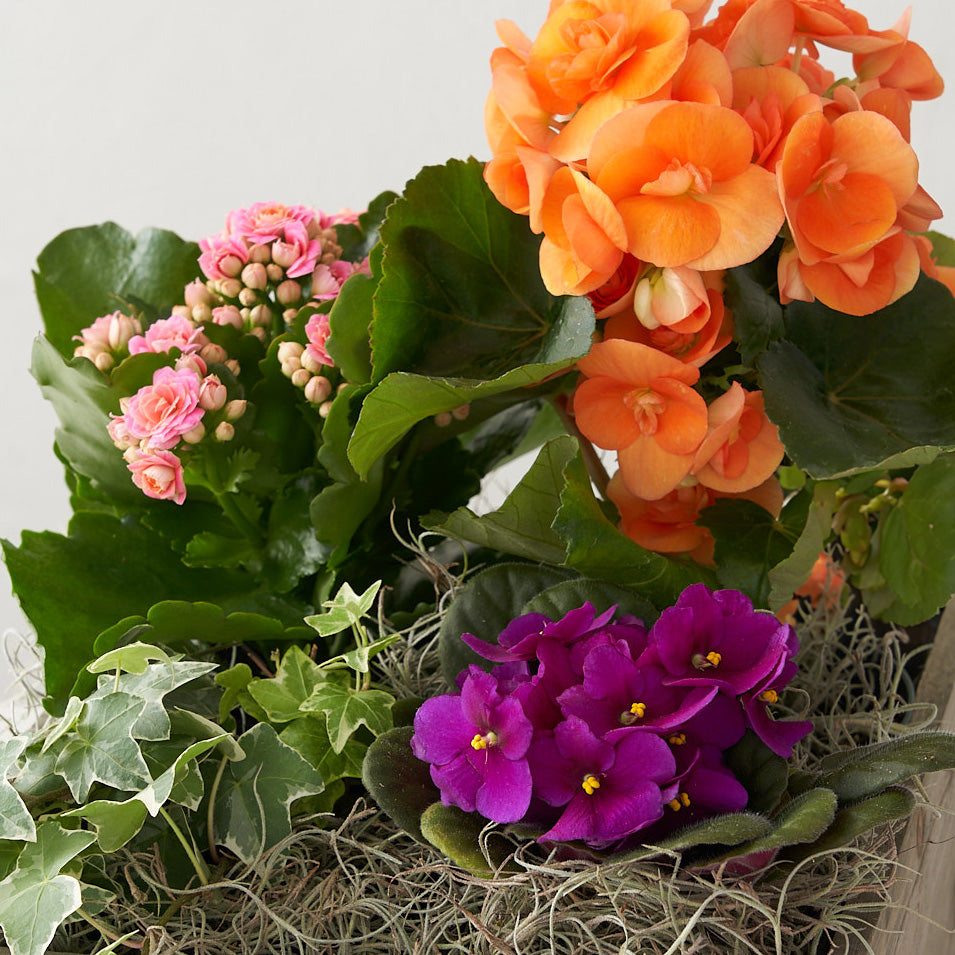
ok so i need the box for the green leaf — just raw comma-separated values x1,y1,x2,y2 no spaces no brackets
361,727,440,843
213,723,325,864
87,641,172,675
332,633,402,673
437,562,576,686
420,804,499,876
54,692,151,802
794,731,955,802
33,222,200,357
0,822,96,955
183,531,254,569
554,449,711,605
725,253,786,366
758,274,955,478
371,158,592,384
617,813,773,863
300,683,395,753
304,580,383,637
327,271,375,384
0,739,34,843
280,715,366,782
879,455,955,624
427,436,578,565
260,474,330,593
926,230,955,267
246,646,330,724
522,577,659,626
723,732,789,816
215,663,266,725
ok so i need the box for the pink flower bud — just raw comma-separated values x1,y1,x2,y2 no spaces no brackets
276,280,302,305
94,352,114,372
250,326,268,343
108,415,134,449
282,309,298,323
291,368,311,388
633,266,710,331
277,341,305,363
241,262,268,290
225,399,247,420
300,348,323,374
181,422,206,444
200,343,228,364
304,375,332,404
248,243,272,265
191,303,213,324
238,288,259,307
212,305,243,330
175,354,208,377
271,241,300,269
184,280,215,308
219,278,243,299
451,403,470,421
434,412,453,427
249,304,272,327
171,305,191,319
318,399,334,418
214,421,235,442
266,263,284,284
199,375,227,411
224,359,241,376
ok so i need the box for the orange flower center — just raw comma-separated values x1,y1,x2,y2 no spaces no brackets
812,158,849,193
641,159,713,198
623,387,666,435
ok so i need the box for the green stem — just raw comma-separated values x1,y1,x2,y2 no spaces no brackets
551,395,611,498
204,452,265,548
206,755,229,864
158,806,210,886
76,909,142,949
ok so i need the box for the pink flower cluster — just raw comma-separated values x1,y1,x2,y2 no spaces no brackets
72,311,142,371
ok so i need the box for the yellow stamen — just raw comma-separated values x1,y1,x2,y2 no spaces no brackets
667,733,687,746
470,731,498,751
759,689,779,704
581,774,601,795
692,650,722,670
630,701,647,718
667,792,692,812
706,651,722,667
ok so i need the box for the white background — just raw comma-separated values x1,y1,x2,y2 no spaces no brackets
1,0,952,714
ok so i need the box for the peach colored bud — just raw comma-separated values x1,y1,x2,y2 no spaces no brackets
300,348,323,375
219,254,245,279
122,446,140,463
249,304,272,327
191,303,213,325
291,368,311,388
93,351,114,372
184,280,215,308
199,375,227,411
212,305,243,330
271,242,298,269
434,412,453,427
171,304,191,319
318,399,334,418
225,399,247,420
282,308,298,323
181,422,206,444
277,341,305,363
249,243,272,265
451,403,470,421
175,354,208,377
200,343,228,364
219,278,242,299
266,263,284,284
224,359,241,376
276,280,302,306
241,262,268,290
249,326,268,343
281,358,302,377
214,421,235,442
238,287,259,307
304,375,332,404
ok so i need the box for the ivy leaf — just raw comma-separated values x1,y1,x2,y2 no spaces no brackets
304,580,383,638
300,683,395,753
215,663,266,725
246,646,330,724
87,642,172,675
280,715,366,782
0,821,96,955
53,692,151,802
213,723,325,864
332,633,402,674
0,739,34,843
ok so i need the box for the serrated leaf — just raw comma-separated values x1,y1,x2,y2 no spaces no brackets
327,270,375,384
246,646,330,724
758,274,955,478
304,580,382,637
87,641,172,675
213,723,325,864
0,821,96,955
183,531,254,569
300,683,394,753
53,692,151,802
0,739,34,843
725,253,786,366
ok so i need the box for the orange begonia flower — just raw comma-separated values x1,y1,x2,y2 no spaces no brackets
666,39,733,106
574,339,708,499
776,552,846,622
691,383,784,493
914,235,955,301
589,100,784,270
538,166,628,295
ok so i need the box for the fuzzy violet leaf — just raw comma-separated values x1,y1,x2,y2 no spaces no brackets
0,821,97,955
213,722,325,865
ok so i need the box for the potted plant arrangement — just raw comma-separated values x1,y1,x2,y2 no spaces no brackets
3,0,955,952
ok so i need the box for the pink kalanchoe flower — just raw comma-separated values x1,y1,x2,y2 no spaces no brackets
126,448,187,505
128,315,205,356
121,366,205,450
311,259,359,301
271,220,322,279
198,231,250,281
318,207,361,228
304,313,334,368
226,202,315,243
74,311,142,354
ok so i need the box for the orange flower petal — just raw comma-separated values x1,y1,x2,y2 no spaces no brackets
618,194,721,267
577,337,701,387
573,377,646,449
617,435,699,500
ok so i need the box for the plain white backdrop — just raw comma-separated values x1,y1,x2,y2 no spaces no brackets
1,0,952,711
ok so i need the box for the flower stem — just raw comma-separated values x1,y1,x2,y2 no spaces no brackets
551,394,611,497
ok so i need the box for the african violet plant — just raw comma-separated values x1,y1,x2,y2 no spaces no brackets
4,0,955,950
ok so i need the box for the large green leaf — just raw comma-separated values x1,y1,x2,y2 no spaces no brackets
725,251,785,366
33,222,200,357
327,271,375,384
757,274,955,478
0,822,96,955
878,455,955,624
213,723,325,864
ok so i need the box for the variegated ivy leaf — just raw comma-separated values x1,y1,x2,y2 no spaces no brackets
87,641,173,675
0,821,96,955
39,696,85,755
213,722,325,864
0,738,34,843
300,683,395,753
90,659,218,741
53,692,151,802
304,580,382,637
246,645,330,723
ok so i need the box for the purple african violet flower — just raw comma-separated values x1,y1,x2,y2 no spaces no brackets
742,654,813,757
643,584,793,695
411,665,533,823
528,716,678,846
